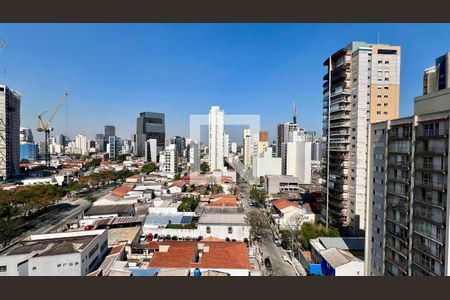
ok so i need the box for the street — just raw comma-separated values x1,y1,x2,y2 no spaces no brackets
238,178,300,276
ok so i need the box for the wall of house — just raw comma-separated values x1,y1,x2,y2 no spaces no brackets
335,261,364,276
197,224,250,241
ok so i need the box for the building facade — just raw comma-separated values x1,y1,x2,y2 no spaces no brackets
20,143,39,161
366,52,450,276
136,112,165,157
208,106,224,171
0,85,20,180
322,42,401,235
159,144,177,173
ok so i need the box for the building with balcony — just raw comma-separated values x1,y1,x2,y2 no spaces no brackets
366,52,450,276
321,42,401,235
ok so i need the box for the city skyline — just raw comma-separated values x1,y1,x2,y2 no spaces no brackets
2,24,450,142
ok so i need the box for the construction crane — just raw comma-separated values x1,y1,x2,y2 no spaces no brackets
37,93,69,171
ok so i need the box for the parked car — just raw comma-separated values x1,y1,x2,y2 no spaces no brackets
264,257,272,270
273,235,281,246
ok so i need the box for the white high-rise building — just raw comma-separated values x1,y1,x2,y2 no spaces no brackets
231,142,237,154
208,106,225,171
145,139,158,163
243,128,251,168
285,129,312,184
159,144,177,173
223,133,230,158
252,147,282,178
75,134,90,156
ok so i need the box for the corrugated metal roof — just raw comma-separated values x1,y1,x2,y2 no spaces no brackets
319,237,365,251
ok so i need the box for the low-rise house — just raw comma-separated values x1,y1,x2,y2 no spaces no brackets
125,174,144,184
197,207,250,242
83,204,136,220
272,199,315,230
167,181,187,194
0,230,108,276
320,248,364,276
147,241,250,276
310,237,365,263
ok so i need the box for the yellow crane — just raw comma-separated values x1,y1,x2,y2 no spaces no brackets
37,93,69,170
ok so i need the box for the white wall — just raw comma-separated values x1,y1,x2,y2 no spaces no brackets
197,224,250,241
335,261,364,276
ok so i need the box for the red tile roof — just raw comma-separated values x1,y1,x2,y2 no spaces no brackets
170,180,186,188
111,185,134,197
207,197,238,207
210,194,236,200
273,199,300,211
147,241,250,270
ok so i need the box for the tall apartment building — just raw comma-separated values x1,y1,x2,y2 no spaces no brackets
188,139,200,173
108,136,118,159
171,136,186,158
19,127,33,143
277,122,297,158
144,138,157,163
104,125,115,140
366,52,450,276
322,42,401,235
224,133,230,158
75,134,90,156
136,112,165,157
159,144,177,173
0,85,20,180
208,106,224,171
243,128,251,168
285,129,312,184
258,131,269,155
95,133,105,152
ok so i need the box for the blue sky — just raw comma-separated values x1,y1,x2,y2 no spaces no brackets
1,23,450,143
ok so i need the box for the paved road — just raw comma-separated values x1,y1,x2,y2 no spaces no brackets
238,178,298,276
1,184,117,250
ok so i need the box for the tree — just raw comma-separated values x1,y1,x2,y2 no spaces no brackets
246,210,265,240
229,185,240,196
200,162,210,174
299,222,339,249
178,196,199,212
208,184,223,195
173,173,181,181
142,163,158,174
250,186,267,207
20,159,30,164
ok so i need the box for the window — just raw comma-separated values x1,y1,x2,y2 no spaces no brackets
377,86,382,89
384,86,389,90
75,262,79,265
385,61,389,64
206,227,211,234
377,103,381,106
69,263,74,266
0,265,6,272
384,112,388,115
384,95,388,98
378,60,383,64
385,78,389,81
228,227,233,234
100,240,107,252
32,267,37,270
57,264,61,268
377,111,381,115
384,103,388,106
377,94,382,98
89,243,99,258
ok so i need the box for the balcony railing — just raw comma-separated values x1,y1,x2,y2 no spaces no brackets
416,128,448,138
329,114,351,121
387,186,409,198
329,121,351,128
414,179,446,191
388,160,410,169
388,131,411,140
388,146,410,153
388,173,410,184
385,237,409,257
415,145,448,154
415,161,447,173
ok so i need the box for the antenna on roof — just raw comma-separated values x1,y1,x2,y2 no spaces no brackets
292,101,297,125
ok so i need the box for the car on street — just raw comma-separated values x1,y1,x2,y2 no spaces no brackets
273,235,281,246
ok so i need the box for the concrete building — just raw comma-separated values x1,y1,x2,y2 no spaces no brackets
322,42,401,235
277,122,297,158
223,133,230,158
366,52,450,276
283,128,312,183
74,134,90,156
0,85,20,180
19,127,33,143
0,230,108,276
197,207,250,242
231,142,237,154
265,175,300,195
172,136,186,158
311,138,322,161
104,125,115,140
208,106,225,171
144,138,158,163
258,131,269,155
95,133,105,152
108,136,118,159
159,144,177,173
252,147,281,178
136,112,165,157
243,128,251,168
188,139,200,172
